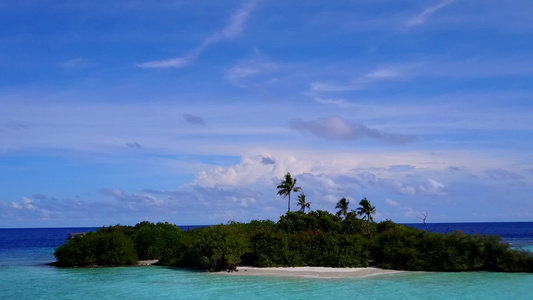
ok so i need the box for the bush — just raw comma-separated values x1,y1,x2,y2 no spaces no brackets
197,223,250,271
161,223,250,271
54,227,138,267
248,230,369,268
372,227,533,272
134,222,182,260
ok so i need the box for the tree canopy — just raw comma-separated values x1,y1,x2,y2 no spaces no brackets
335,197,350,219
297,193,311,213
357,197,376,234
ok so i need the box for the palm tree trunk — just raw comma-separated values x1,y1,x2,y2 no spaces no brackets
288,193,290,213
367,214,370,235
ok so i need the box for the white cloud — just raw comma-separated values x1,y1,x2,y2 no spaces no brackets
403,207,420,219
2,148,530,225
386,198,401,207
309,81,361,92
22,197,36,210
313,97,350,107
365,68,400,79
61,58,89,69
226,52,278,84
216,0,257,40
100,188,124,198
5,196,58,221
419,179,446,195
310,68,402,93
379,178,417,195
405,0,454,28
137,55,196,69
137,0,257,69
194,155,286,187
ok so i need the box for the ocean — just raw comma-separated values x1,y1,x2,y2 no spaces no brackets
1,223,532,299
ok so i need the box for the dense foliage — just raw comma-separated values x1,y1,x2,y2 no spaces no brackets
54,222,180,267
373,226,533,272
54,212,533,272
54,225,138,267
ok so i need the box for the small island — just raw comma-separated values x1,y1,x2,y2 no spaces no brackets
53,173,533,273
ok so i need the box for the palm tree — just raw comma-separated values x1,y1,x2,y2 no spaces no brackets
276,172,302,212
297,193,311,213
357,197,376,234
335,197,349,219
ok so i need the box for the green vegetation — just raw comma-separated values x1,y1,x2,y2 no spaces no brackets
54,172,533,272
372,226,533,272
54,222,180,267
357,197,376,235
297,193,311,213
54,212,533,272
54,225,138,267
335,197,350,219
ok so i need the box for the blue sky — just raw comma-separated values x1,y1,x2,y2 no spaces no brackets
1,0,533,228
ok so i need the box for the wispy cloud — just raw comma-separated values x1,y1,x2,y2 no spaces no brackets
309,81,361,92
405,0,454,28
126,142,142,149
313,97,351,107
137,55,197,69
310,68,401,93
365,68,401,79
485,169,524,181
386,198,401,207
137,0,258,69
226,52,277,84
183,113,206,126
288,116,415,144
61,58,89,69
2,122,28,131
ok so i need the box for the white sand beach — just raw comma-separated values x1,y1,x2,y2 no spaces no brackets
138,260,159,266
219,266,403,278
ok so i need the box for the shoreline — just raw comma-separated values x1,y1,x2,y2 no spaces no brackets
217,266,404,278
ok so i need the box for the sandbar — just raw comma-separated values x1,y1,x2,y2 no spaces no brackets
219,266,403,278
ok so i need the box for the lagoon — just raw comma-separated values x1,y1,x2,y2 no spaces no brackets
1,224,532,299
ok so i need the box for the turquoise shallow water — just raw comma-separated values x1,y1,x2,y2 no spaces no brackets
2,262,533,300
1,225,532,299
1,246,533,300
522,245,533,252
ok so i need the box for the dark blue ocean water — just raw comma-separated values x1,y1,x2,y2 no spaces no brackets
404,222,533,238
1,223,532,300
1,222,532,253
403,222,533,250
0,225,207,251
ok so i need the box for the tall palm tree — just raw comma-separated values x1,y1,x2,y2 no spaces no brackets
335,197,349,219
357,197,376,234
276,172,302,212
297,193,311,213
